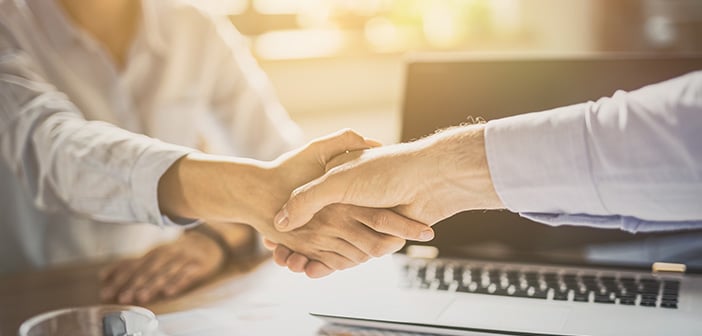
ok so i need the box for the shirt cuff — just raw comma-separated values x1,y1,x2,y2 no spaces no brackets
130,140,199,227
484,103,609,216
521,212,702,233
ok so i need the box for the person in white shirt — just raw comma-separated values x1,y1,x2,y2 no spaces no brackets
0,0,433,304
268,71,702,277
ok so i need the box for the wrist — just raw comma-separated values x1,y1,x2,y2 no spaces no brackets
187,226,227,266
426,125,504,210
158,152,279,225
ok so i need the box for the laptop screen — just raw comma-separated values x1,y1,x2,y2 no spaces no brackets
400,54,702,272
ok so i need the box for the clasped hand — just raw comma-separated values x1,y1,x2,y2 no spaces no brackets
256,129,436,278
267,125,504,277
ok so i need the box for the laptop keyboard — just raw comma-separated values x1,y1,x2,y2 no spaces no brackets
401,259,681,309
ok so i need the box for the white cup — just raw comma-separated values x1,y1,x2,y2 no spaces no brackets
19,305,160,336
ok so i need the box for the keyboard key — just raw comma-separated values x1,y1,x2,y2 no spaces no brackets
662,295,679,302
531,290,548,300
492,288,510,297
543,272,558,280
661,301,678,309
594,295,615,304
402,260,681,310
619,298,636,305
619,277,636,283
511,289,531,298
573,292,589,302
640,300,657,307
641,294,658,302
553,291,569,301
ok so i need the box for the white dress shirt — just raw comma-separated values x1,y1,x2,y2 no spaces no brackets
486,71,702,233
0,0,302,273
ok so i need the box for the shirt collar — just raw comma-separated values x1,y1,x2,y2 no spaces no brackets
140,0,168,57
23,0,167,57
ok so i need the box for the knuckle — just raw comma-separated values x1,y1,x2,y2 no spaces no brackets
321,254,346,270
335,257,355,270
340,128,356,138
290,186,306,203
368,241,387,257
307,235,326,248
388,237,406,253
341,128,363,143
370,211,391,231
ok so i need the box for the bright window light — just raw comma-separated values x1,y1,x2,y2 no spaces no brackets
254,29,347,60
254,0,300,15
182,0,249,15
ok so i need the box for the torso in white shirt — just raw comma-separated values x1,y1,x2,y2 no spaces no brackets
0,0,301,273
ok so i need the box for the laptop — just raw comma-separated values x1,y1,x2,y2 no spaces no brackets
310,54,702,336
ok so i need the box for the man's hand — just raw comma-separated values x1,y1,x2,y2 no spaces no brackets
262,203,434,278
100,229,226,304
274,125,505,232
158,129,435,277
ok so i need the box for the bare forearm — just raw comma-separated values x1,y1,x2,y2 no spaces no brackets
157,152,281,227
426,124,504,211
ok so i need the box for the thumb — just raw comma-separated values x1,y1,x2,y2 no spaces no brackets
311,128,379,164
274,172,347,232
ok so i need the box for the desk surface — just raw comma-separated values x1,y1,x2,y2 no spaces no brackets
0,256,286,336
0,256,400,336
0,261,108,336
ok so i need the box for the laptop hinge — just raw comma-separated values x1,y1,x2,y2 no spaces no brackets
652,262,687,273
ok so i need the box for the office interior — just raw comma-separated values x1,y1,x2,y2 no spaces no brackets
222,0,702,144
1,0,702,335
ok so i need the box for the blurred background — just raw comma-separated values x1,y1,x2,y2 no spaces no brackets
191,0,702,144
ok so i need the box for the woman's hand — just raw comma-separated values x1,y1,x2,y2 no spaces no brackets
157,129,434,278
100,229,225,304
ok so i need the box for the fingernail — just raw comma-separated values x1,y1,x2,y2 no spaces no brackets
274,208,289,229
419,230,434,242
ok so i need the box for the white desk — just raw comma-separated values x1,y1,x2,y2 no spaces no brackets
157,256,403,336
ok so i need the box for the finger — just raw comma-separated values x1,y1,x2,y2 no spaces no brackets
286,253,310,273
324,237,371,264
311,128,377,163
328,214,407,258
114,250,177,303
363,138,383,147
101,259,142,302
132,258,192,304
127,250,177,290
262,238,278,251
100,257,132,286
163,264,202,298
274,172,349,232
133,269,173,304
117,258,186,304
325,149,364,171
310,250,356,271
353,208,435,242
305,261,335,278
273,245,294,267
349,230,406,258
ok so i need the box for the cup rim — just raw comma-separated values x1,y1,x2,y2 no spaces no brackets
18,305,158,336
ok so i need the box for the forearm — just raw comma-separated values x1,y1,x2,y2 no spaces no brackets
158,152,283,228
423,125,504,211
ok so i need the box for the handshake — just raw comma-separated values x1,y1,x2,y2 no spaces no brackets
158,126,503,278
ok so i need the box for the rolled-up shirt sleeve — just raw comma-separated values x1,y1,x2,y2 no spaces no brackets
0,24,195,226
485,71,702,233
